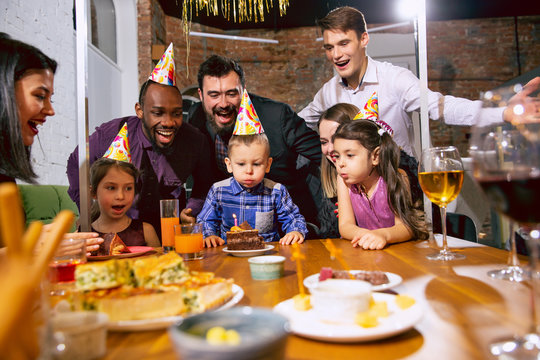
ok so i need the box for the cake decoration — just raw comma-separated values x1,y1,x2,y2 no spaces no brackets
102,123,131,163
149,42,176,86
232,89,264,135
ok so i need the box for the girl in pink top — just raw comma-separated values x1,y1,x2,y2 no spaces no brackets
333,120,428,250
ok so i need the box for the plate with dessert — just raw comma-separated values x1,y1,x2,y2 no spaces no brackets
303,267,402,292
273,292,423,343
222,221,274,257
88,233,156,261
69,252,243,331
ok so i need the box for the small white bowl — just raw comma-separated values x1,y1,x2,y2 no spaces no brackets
310,279,372,323
248,255,285,280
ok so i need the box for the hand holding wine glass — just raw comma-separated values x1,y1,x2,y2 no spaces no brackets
418,146,465,261
471,82,540,358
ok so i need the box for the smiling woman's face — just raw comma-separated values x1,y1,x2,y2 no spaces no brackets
319,119,341,164
14,69,55,146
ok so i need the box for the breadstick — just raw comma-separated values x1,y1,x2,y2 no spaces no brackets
22,221,43,258
0,183,25,257
31,210,74,283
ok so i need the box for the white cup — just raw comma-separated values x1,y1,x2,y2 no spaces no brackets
310,279,372,323
49,311,108,360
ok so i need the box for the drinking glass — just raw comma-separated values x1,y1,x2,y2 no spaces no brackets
174,223,204,260
470,83,540,358
487,220,528,282
418,146,465,260
160,199,179,253
47,238,86,295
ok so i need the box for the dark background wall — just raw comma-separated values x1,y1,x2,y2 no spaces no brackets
138,0,540,155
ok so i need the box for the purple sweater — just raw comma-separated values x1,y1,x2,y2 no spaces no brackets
67,116,212,236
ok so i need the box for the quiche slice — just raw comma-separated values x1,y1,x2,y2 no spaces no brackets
74,253,235,322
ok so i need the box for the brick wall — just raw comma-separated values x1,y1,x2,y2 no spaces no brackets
139,2,539,156
1,0,76,185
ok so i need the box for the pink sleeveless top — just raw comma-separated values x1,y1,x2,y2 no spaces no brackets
349,177,395,230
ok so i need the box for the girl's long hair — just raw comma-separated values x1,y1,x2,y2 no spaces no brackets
333,120,428,239
317,103,359,198
89,158,140,222
0,33,57,183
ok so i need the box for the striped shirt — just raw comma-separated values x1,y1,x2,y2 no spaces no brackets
197,177,308,242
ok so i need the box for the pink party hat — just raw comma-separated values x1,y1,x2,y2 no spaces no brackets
232,89,264,135
103,123,131,163
149,43,176,86
353,92,393,136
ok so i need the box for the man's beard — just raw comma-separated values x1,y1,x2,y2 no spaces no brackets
141,118,177,156
205,104,237,137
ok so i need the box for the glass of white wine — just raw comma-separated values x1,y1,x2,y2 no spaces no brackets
419,146,465,261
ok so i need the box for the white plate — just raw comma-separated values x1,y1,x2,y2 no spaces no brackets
222,244,275,257
273,293,423,343
303,271,402,292
108,284,244,331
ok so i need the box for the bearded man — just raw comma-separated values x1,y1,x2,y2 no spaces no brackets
186,55,323,233
67,78,212,235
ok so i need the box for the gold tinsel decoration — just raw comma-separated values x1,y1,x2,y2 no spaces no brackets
181,0,290,77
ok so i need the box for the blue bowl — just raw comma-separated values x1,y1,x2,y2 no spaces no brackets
168,307,290,360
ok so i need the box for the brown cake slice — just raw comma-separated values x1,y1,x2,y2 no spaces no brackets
226,221,265,250
93,233,131,256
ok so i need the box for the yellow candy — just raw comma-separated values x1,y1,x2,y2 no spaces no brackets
225,329,241,345
206,326,242,346
371,301,389,318
355,311,379,328
395,294,416,309
206,326,227,345
293,294,311,311
230,226,242,232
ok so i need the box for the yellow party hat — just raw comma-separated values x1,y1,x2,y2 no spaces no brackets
232,89,264,135
102,123,131,163
149,43,176,86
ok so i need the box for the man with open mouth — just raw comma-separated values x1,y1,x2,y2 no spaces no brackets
67,45,212,237
187,55,324,234
298,6,510,160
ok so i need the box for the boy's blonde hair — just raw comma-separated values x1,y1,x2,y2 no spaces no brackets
227,133,271,158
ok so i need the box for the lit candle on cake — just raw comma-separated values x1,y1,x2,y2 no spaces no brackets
323,239,355,280
233,213,238,227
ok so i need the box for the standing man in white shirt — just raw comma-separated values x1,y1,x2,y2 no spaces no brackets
299,6,501,158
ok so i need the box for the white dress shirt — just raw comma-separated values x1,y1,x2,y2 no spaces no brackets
299,56,503,157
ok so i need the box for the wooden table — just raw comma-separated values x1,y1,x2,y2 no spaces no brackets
105,238,532,359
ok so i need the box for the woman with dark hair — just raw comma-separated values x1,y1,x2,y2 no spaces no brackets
0,33,102,253
0,32,57,183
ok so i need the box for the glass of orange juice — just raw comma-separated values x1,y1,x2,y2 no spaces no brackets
174,223,204,260
160,199,179,253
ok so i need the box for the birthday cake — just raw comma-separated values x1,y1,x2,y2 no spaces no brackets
226,221,264,250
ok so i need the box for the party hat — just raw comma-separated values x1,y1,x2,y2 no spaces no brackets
353,92,393,136
149,43,176,86
103,123,131,163
354,91,379,121
232,89,264,135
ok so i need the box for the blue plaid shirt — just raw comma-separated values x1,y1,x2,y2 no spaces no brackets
197,177,308,242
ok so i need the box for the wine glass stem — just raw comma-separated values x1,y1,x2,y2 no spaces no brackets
528,228,540,334
508,222,520,267
440,205,448,252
